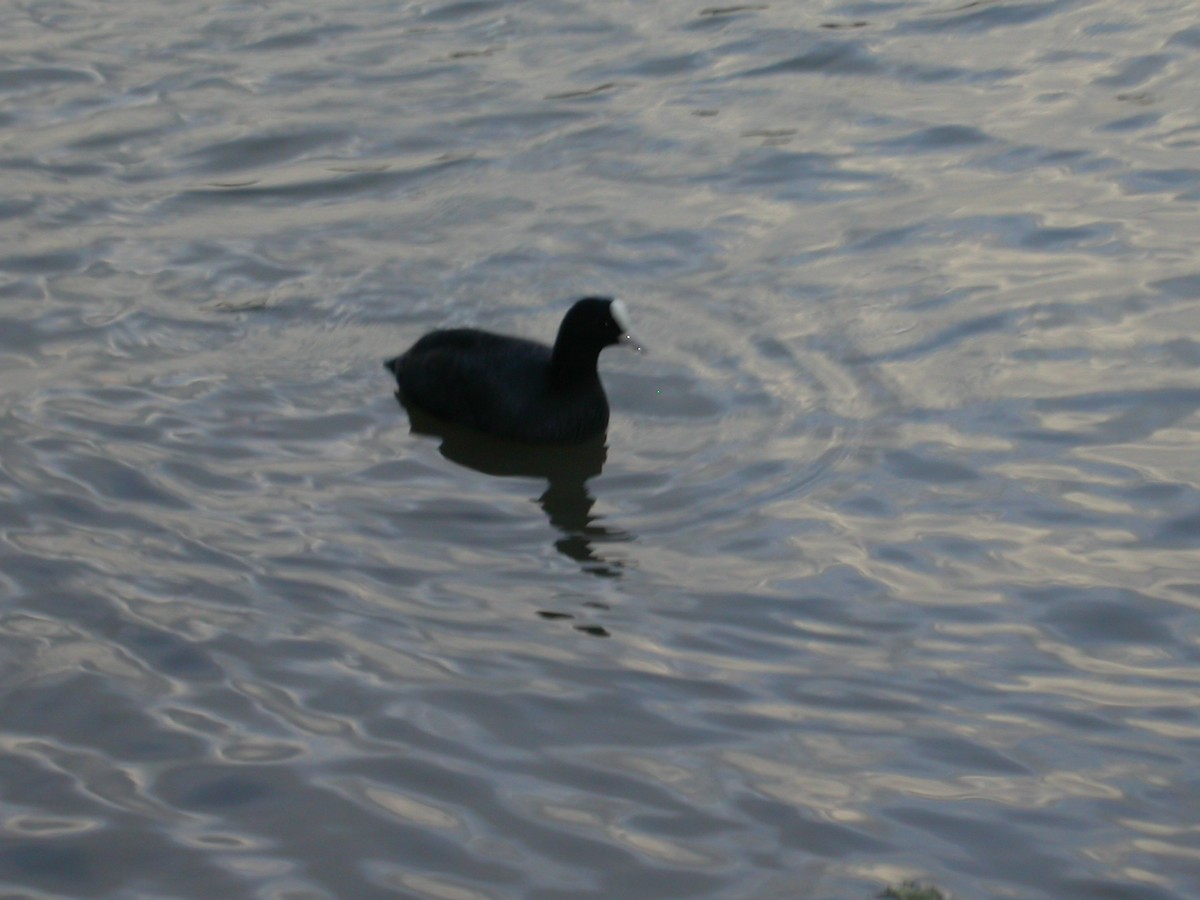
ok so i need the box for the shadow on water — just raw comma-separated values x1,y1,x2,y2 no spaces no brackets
397,394,634,581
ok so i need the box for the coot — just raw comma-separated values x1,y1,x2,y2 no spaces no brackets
385,297,636,443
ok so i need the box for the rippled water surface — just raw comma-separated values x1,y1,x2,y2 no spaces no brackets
4,1,1200,897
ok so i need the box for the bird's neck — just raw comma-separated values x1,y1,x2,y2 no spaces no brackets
549,343,601,386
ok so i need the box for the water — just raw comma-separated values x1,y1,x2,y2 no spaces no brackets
2,0,1200,897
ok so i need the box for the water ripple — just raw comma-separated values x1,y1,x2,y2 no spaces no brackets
3,0,1200,897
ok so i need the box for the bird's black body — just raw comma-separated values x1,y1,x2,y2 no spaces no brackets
385,297,632,444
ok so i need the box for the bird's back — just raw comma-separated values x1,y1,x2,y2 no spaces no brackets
387,328,608,443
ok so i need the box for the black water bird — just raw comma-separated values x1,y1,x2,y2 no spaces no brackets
385,297,637,443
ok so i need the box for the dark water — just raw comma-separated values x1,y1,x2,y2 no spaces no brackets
3,1,1200,897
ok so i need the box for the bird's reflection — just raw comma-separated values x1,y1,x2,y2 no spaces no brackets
400,398,632,578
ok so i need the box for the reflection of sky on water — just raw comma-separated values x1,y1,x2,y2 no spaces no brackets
2,0,1200,896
